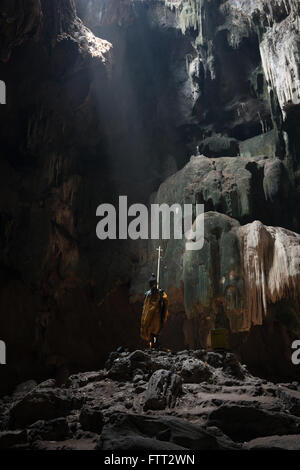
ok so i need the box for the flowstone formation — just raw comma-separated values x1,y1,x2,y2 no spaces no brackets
1,349,300,450
130,154,300,378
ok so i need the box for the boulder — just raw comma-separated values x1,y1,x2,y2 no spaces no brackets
208,404,300,442
222,353,246,380
28,418,70,442
128,350,152,373
244,434,300,450
107,357,132,381
180,358,212,384
13,380,38,397
144,369,182,410
97,412,238,450
204,351,225,368
66,371,106,389
9,387,80,428
277,387,300,417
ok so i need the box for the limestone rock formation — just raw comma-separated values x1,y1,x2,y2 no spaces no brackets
130,155,300,377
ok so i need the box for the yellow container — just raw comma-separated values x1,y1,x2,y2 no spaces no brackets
211,328,230,351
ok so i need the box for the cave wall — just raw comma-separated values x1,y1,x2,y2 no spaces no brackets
0,0,129,392
125,0,300,379
0,0,198,393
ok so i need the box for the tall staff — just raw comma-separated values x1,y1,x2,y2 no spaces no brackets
156,246,162,289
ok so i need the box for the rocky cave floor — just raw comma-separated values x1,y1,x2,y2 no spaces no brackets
1,348,300,451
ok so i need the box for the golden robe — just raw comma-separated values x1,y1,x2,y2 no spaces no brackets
140,288,169,342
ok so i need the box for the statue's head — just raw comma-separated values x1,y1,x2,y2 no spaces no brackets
149,273,157,290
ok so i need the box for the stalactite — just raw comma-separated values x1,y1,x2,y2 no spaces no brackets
239,221,300,329
254,0,300,119
164,0,205,45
